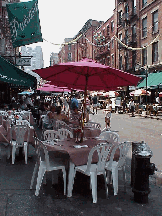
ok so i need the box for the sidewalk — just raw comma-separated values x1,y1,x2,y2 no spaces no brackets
0,115,161,215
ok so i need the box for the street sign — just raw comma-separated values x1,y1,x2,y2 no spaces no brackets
16,57,31,66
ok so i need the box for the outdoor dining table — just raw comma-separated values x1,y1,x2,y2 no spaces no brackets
43,138,120,197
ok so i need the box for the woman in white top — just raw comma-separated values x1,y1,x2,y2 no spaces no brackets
43,106,56,129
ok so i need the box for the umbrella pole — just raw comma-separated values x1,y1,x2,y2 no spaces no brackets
80,76,88,143
83,76,88,125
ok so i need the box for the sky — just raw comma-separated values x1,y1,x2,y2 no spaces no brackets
21,0,115,67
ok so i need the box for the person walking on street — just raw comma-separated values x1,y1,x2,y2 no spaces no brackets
129,98,135,117
122,98,127,113
92,94,98,114
104,99,112,128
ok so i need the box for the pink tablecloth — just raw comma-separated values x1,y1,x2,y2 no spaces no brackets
44,138,119,166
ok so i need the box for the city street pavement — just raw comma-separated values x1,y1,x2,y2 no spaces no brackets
91,110,162,171
0,110,161,215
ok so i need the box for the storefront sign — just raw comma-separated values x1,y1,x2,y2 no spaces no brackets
6,0,43,48
16,57,31,66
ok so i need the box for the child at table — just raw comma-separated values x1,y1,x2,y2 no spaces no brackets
70,106,82,143
104,100,112,128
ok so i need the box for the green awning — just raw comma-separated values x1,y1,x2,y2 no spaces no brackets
137,72,162,89
0,55,37,88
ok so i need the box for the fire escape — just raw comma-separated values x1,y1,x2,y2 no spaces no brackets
117,0,138,74
94,27,111,65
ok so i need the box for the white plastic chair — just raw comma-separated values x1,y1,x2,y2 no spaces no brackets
10,125,30,164
0,111,8,124
99,131,119,142
21,111,31,123
55,120,72,131
70,143,115,203
105,142,131,195
57,128,73,140
14,111,23,116
30,136,47,190
0,111,8,116
43,130,59,141
31,137,66,196
16,120,30,126
84,121,101,130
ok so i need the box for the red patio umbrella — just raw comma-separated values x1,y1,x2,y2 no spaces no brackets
33,58,141,91
37,84,64,92
34,58,141,124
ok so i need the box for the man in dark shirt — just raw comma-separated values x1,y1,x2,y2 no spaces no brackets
92,95,98,114
70,94,79,110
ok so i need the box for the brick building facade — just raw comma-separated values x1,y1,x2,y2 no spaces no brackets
59,0,162,76
0,0,20,63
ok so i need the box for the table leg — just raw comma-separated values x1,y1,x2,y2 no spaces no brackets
67,162,75,197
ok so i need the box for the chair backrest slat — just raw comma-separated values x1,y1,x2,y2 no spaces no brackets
57,128,73,140
34,137,50,170
99,131,119,143
16,120,30,126
86,143,115,174
117,142,130,168
11,125,30,146
44,130,59,141
85,121,101,129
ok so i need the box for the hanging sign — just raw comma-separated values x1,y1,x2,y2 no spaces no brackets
6,0,43,48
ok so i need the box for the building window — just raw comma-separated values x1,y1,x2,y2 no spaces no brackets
125,4,129,19
118,10,122,25
107,56,110,65
125,52,129,70
108,42,110,49
152,42,158,63
111,54,114,66
132,50,136,70
107,25,109,35
132,24,136,41
119,33,122,49
142,48,147,66
111,21,114,32
132,0,136,15
111,39,114,49
68,44,71,50
142,0,147,8
119,55,122,70
68,53,72,61
103,28,105,36
142,17,147,38
125,29,128,45
152,10,158,34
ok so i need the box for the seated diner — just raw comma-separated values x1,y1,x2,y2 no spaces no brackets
42,105,56,129
54,106,69,123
